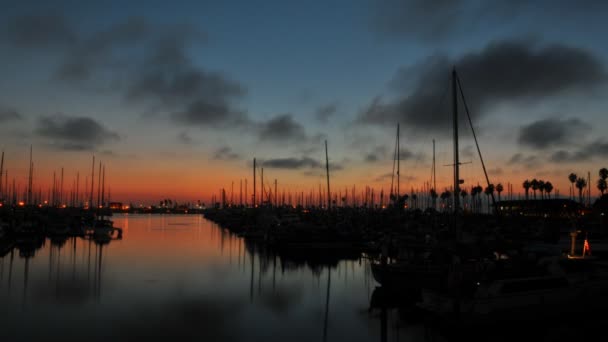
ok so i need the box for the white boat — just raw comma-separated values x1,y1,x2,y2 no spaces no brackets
417,256,608,319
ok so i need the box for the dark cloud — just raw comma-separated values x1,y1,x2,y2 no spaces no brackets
213,146,240,160
35,115,119,151
488,167,504,176
518,118,590,149
315,103,338,123
263,157,321,170
549,150,589,163
56,17,149,82
358,39,606,131
127,37,247,128
370,0,608,42
258,114,306,142
9,15,246,129
549,140,608,163
3,13,76,47
177,131,193,145
508,153,540,168
364,145,389,163
0,106,22,122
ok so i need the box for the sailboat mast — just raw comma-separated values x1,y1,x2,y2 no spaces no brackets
76,172,79,207
433,139,436,191
90,156,95,209
97,162,101,210
101,165,105,208
397,124,400,202
28,146,33,205
325,140,331,210
452,68,460,213
253,158,256,207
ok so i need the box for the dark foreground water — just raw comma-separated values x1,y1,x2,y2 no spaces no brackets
0,214,434,342
1,214,604,342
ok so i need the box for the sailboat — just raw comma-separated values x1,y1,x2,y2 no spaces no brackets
371,68,497,292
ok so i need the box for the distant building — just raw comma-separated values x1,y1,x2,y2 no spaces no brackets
497,198,585,217
109,202,123,210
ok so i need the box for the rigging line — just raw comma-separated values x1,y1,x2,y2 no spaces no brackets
456,73,497,213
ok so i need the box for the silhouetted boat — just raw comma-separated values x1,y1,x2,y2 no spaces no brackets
417,256,608,319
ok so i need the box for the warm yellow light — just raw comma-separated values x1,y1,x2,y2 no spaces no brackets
18,201,25,206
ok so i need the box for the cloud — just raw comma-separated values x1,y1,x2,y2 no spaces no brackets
508,153,540,168
35,114,119,151
213,146,240,160
262,157,321,170
549,140,608,163
315,103,338,123
177,131,194,145
6,15,247,129
56,16,150,82
488,167,504,176
0,106,22,122
364,145,389,163
3,13,77,48
257,114,306,142
369,0,608,43
130,38,247,128
518,117,590,149
358,39,606,131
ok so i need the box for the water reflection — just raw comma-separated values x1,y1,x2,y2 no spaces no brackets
2,214,597,341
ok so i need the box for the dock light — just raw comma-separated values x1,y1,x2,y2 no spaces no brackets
18,201,25,206
0,203,3,207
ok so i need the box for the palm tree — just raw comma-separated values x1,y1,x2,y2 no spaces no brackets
568,173,577,200
600,168,608,181
474,185,483,213
575,177,587,205
530,179,539,200
496,183,504,202
538,180,545,200
469,187,477,212
544,181,553,199
440,191,449,211
523,180,531,200
430,189,438,209
598,178,607,196
484,184,495,213
460,189,468,210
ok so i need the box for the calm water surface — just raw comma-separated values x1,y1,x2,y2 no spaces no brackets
0,214,434,342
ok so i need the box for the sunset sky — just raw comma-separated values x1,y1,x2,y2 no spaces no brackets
1,0,608,204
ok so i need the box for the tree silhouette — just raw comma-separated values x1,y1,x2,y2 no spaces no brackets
430,189,438,209
473,185,483,213
484,184,495,213
460,189,468,210
531,179,539,200
575,177,587,205
544,181,553,199
538,180,546,200
496,183,503,202
569,173,577,200
600,168,608,181
440,191,449,211
597,178,607,196
523,180,531,200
